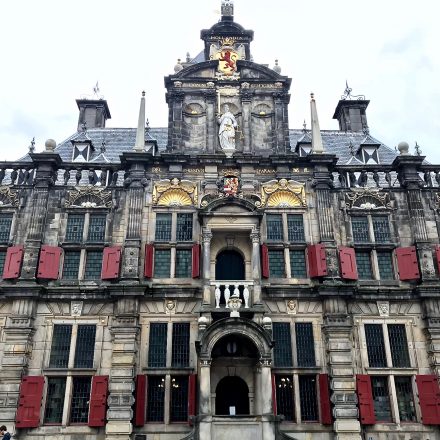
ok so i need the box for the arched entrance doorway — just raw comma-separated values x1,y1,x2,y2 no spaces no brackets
215,249,245,281
215,376,250,415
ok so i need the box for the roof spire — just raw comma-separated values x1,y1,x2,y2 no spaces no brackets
134,91,146,152
310,93,324,154
221,0,234,19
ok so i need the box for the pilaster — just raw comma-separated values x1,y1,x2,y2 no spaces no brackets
423,299,440,376
205,90,217,153
240,88,253,153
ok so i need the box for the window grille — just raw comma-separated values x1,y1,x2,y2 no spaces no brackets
70,377,91,424
275,375,294,421
287,215,305,242
351,216,369,243
155,214,172,242
388,324,411,368
371,376,391,421
44,377,66,423
74,325,96,368
175,250,192,278
147,376,165,422
172,323,190,368
372,216,391,243
269,250,285,277
65,214,85,242
0,250,6,276
176,214,193,242
84,250,103,279
49,325,72,368
267,215,283,241
395,376,416,422
87,215,106,242
299,375,318,422
0,214,12,242
170,376,189,422
148,323,168,368
296,323,316,367
62,251,81,280
154,249,171,278
356,251,373,279
365,324,387,368
273,323,293,367
377,251,394,280
290,250,307,278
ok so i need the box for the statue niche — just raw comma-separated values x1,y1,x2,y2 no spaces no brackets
251,103,274,150
183,102,207,149
217,102,242,155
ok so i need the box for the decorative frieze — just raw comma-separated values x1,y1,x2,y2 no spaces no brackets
65,186,113,208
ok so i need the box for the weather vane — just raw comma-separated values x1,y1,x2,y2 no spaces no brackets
341,81,365,101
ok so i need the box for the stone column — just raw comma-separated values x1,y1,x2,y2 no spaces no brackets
240,87,253,153
202,228,213,305
198,359,212,440
251,229,262,305
205,89,216,153
260,359,275,440
168,90,185,151
273,92,285,153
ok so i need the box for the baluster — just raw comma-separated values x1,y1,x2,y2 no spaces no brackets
436,171,440,187
111,171,119,186
26,169,34,185
88,169,96,185
101,169,108,187
385,171,392,187
338,172,347,188
10,169,18,185
349,171,356,188
424,171,432,187
18,169,25,185
243,284,250,309
75,169,82,185
224,285,230,308
358,170,368,187
215,284,221,309
0,169,4,185
373,171,380,188
63,169,71,185
234,283,240,297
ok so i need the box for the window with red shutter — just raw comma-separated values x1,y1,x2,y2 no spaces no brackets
2,245,24,280
192,244,200,279
271,373,277,416
319,374,332,425
435,245,440,275
188,374,197,423
15,376,45,428
134,375,146,427
261,244,269,278
396,246,420,281
88,375,109,427
416,375,440,425
144,244,154,278
101,246,121,280
37,246,62,280
339,246,358,280
356,375,376,425
307,244,327,278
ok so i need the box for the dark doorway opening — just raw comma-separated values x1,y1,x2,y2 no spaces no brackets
215,376,250,416
215,249,245,281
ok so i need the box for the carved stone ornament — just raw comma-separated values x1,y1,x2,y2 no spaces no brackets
286,299,297,315
165,300,176,314
65,186,112,208
261,179,306,208
153,178,198,206
377,301,390,317
71,301,84,317
0,186,19,207
345,188,391,210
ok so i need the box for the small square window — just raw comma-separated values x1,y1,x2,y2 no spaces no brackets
87,215,106,243
352,217,369,243
269,250,285,278
377,251,394,280
267,215,283,241
154,249,171,278
176,214,193,242
155,214,172,242
356,251,373,279
65,215,85,242
290,250,307,278
63,251,81,280
372,216,391,243
287,215,305,242
175,249,192,278
84,251,103,280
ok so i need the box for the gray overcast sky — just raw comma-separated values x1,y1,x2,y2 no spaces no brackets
0,0,438,162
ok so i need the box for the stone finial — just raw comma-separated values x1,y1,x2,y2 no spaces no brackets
221,0,234,17
45,139,57,152
398,141,410,155
310,93,324,154
273,59,281,74
134,91,146,152
174,58,183,73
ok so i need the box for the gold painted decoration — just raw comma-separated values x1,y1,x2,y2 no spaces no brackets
261,179,306,208
153,178,197,206
345,188,391,210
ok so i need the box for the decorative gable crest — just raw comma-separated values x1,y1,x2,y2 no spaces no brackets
345,188,391,210
153,178,198,207
65,187,113,208
0,187,19,207
261,179,306,208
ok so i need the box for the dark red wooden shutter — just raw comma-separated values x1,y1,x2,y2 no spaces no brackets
416,375,440,425
307,244,327,278
15,376,44,428
435,245,440,275
356,375,376,425
2,245,24,280
271,374,277,416
101,246,122,280
319,374,332,425
37,245,62,280
188,374,197,423
192,244,200,279
396,246,420,281
339,246,358,280
144,244,154,278
261,244,269,278
88,375,109,427
134,375,146,427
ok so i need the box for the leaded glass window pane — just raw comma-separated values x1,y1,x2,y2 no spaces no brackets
0,250,6,276
395,376,416,422
147,375,165,422
0,214,13,242
84,250,103,279
175,249,192,278
275,375,294,421
154,249,171,278
70,377,91,424
377,251,394,280
267,215,283,241
65,214,85,242
299,375,318,422
49,324,72,368
371,376,391,422
352,216,369,243
170,376,189,422
372,216,391,243
87,215,106,243
388,324,410,368
356,251,373,279
63,251,81,280
287,215,305,242
365,324,387,368
155,214,172,242
74,325,96,368
176,214,193,242
148,323,167,368
273,322,293,367
269,250,285,278
296,323,316,367
172,323,190,367
290,250,307,278
44,377,66,423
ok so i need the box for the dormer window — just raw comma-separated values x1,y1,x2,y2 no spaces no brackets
357,135,380,164
71,133,94,163
295,132,312,157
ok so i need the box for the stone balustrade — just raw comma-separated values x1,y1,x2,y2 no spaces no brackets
210,281,254,309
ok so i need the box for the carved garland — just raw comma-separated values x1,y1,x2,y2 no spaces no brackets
261,179,306,208
0,187,19,207
345,188,391,210
153,178,198,207
65,187,113,208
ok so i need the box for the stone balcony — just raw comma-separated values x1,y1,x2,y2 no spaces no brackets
210,281,254,309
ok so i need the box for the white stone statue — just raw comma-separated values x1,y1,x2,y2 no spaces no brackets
218,104,237,157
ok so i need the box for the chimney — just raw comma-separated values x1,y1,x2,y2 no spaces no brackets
76,99,111,131
333,99,369,132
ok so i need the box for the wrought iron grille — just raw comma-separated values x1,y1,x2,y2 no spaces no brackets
176,213,193,241
147,375,165,422
371,376,391,421
377,251,394,280
388,324,410,367
172,323,190,367
0,250,6,276
355,251,373,279
49,324,72,368
87,215,106,242
299,375,318,422
70,377,91,424
365,324,387,368
148,323,168,367
154,249,171,278
287,215,305,242
65,214,85,242
372,216,391,243
44,377,66,423
62,251,81,279
395,376,416,422
290,250,307,278
296,323,316,367
0,213,12,242
84,250,103,279
267,215,283,241
74,325,96,368
275,375,294,422
170,376,189,422
269,250,285,278
175,250,192,278
155,214,172,242
351,216,369,243
272,323,293,367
